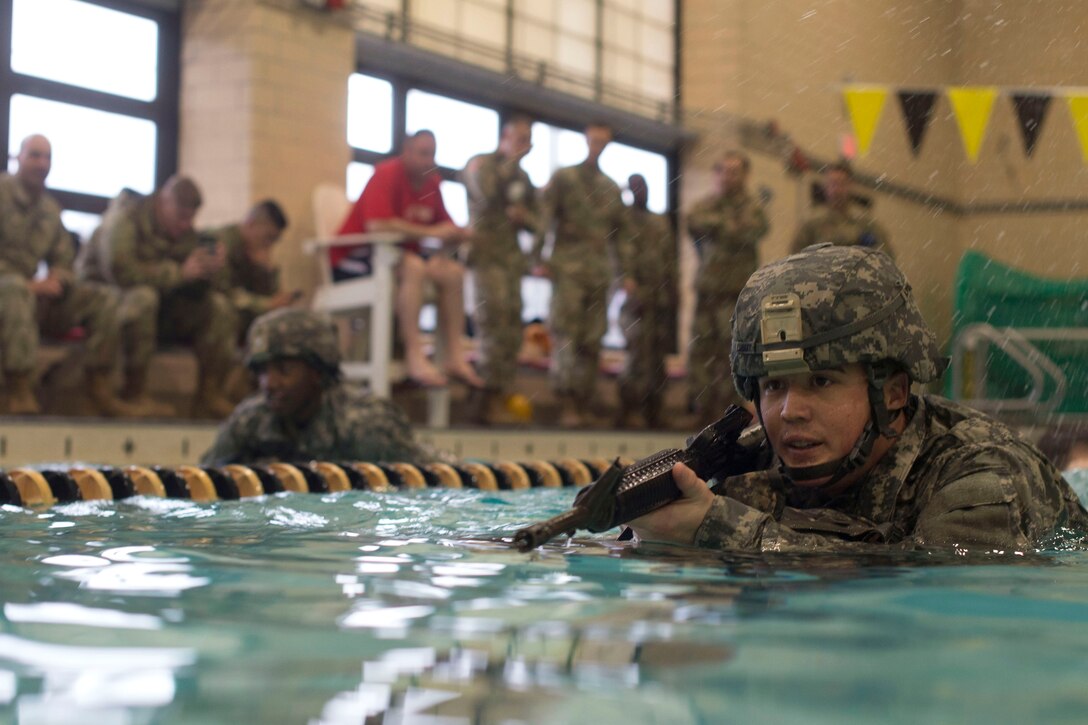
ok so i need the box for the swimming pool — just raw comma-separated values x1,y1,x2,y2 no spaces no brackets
3,484,1088,724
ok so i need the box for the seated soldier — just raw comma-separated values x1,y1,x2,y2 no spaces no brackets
208,199,299,344
631,244,1088,552
77,176,236,418
201,308,430,465
0,134,138,416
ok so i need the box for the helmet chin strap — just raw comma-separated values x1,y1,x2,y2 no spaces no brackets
760,362,902,490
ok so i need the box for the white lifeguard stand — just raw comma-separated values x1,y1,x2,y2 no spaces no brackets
305,183,450,426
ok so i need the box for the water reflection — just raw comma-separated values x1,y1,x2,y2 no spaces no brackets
2,489,1088,723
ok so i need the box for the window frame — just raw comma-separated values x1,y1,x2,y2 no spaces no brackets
0,0,180,216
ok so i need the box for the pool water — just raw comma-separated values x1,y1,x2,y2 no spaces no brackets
3,485,1088,724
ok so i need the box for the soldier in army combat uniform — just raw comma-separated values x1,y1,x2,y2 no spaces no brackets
791,161,891,256
461,115,536,424
533,122,631,427
207,199,296,343
616,173,678,429
0,135,138,416
630,245,1088,552
78,175,236,418
686,151,769,425
201,308,429,466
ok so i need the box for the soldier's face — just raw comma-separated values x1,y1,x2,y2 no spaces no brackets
16,136,51,190
242,219,282,253
715,157,747,196
584,126,612,163
500,122,533,159
159,196,198,240
824,170,852,207
259,358,324,422
758,363,907,492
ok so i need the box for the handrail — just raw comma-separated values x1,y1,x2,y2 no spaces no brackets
949,323,1073,413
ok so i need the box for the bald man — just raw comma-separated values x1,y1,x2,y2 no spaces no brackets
78,175,237,418
0,135,138,416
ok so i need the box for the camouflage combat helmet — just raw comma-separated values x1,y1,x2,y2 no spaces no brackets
731,244,946,400
730,244,948,485
245,308,341,378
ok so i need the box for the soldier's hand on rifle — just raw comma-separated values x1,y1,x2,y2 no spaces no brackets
627,463,713,546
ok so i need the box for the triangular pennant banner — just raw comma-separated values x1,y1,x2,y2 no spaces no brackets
896,91,938,156
843,85,888,157
1011,93,1052,157
1066,94,1088,163
947,86,998,162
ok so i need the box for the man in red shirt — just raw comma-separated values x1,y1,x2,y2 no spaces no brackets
338,130,483,389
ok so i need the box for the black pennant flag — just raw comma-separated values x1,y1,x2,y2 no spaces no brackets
1011,93,1052,157
896,91,938,156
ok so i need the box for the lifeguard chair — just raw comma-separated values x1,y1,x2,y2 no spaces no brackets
305,183,450,426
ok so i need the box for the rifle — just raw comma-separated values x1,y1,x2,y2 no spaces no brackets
513,405,767,551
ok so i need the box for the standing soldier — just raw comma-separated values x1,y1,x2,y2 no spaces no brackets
686,151,769,425
0,135,138,416
77,176,237,418
461,115,536,424
616,174,678,429
791,161,891,255
532,122,630,428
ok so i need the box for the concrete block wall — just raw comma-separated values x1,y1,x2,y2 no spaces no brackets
180,0,354,299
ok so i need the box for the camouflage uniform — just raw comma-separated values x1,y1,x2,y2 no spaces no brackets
790,206,892,257
686,190,768,419
201,308,428,465
461,151,535,393
617,207,678,426
0,173,121,375
209,223,281,343
690,245,1088,552
533,162,629,402
200,383,429,465
77,190,235,376
698,394,1088,552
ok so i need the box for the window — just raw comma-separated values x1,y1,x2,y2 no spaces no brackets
9,95,158,198
439,181,469,227
347,74,394,154
60,210,102,245
11,0,159,102
1,0,179,220
405,89,500,170
346,161,375,202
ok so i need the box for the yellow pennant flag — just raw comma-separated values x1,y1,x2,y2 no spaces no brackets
1065,93,1088,163
843,85,888,157
947,86,998,162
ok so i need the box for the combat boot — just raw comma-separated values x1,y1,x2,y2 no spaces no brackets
121,367,174,418
192,367,237,419
86,369,146,418
5,371,41,415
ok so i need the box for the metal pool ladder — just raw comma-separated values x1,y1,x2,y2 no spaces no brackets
949,323,1088,414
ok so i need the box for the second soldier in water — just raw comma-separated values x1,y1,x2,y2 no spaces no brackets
201,308,430,466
